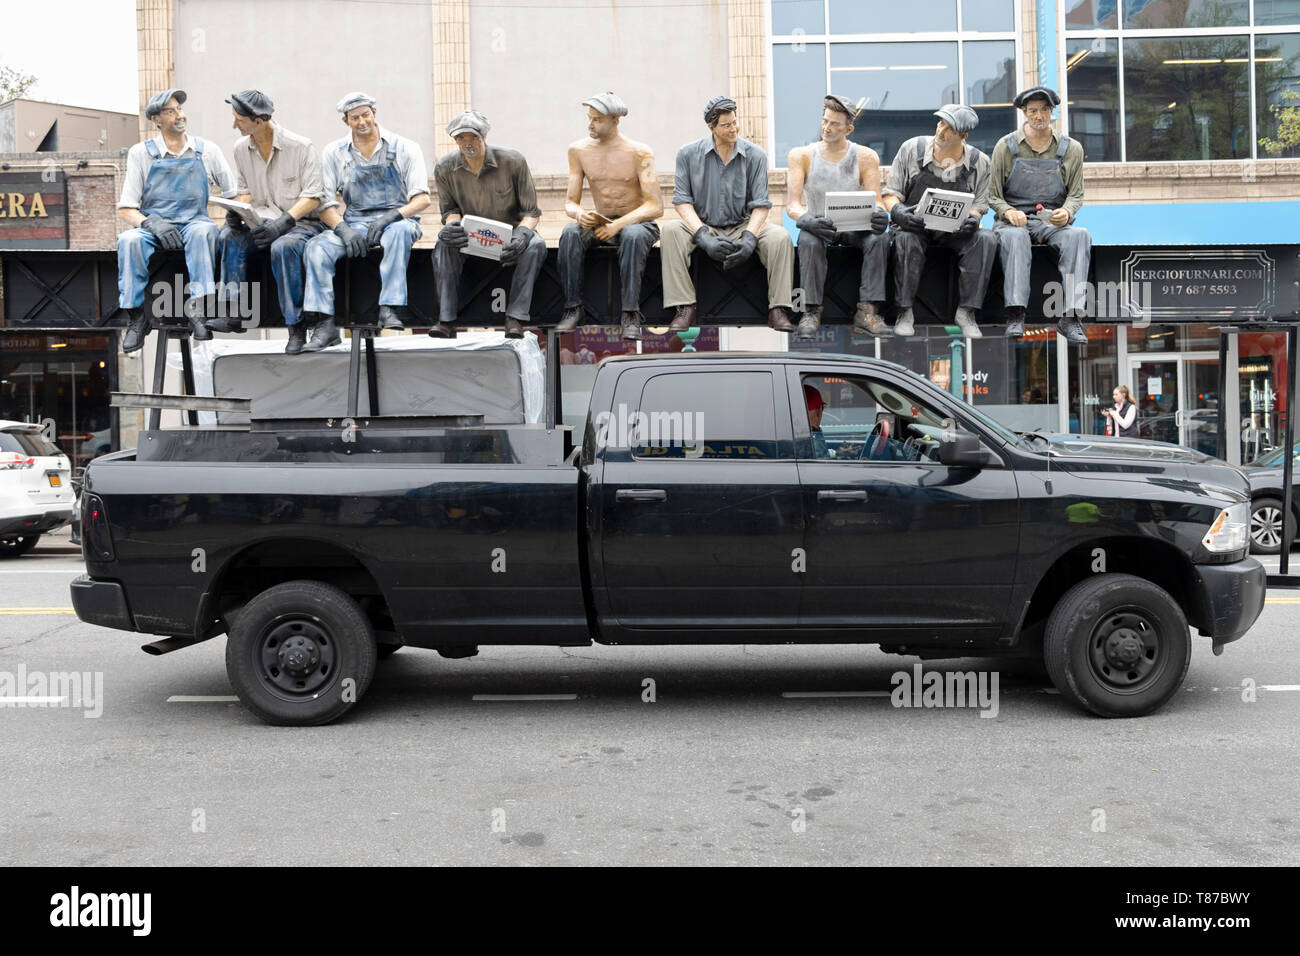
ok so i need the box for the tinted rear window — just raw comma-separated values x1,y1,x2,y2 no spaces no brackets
0,430,61,457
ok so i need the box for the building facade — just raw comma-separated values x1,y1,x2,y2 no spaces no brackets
0,0,1297,466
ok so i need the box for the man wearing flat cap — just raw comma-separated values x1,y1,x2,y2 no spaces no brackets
214,90,327,353
880,103,997,338
431,109,545,339
115,88,237,353
661,95,795,333
301,92,430,350
786,93,890,340
990,87,1090,344
556,92,663,340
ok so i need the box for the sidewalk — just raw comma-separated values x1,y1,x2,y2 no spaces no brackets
33,525,81,556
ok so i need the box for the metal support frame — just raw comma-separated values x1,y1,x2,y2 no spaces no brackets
545,329,561,431
345,327,382,419
1280,324,1297,576
1216,331,1229,461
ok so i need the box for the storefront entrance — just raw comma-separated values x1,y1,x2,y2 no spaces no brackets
1127,352,1220,455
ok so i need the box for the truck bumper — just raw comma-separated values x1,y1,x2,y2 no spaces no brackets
70,575,136,632
1194,558,1266,651
0,509,72,536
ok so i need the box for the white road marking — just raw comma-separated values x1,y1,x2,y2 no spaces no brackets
782,691,892,698
472,694,577,701
166,695,239,703
1262,685,1300,692
0,696,67,704
0,569,85,574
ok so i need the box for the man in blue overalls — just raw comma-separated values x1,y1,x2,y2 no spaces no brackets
116,88,237,353
989,87,1091,344
301,92,430,351
212,90,327,354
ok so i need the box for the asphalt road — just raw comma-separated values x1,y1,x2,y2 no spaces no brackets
2,529,1298,866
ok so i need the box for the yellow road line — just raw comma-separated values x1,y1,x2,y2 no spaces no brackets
0,607,76,614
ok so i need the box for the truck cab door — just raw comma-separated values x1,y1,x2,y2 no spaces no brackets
791,366,1019,641
590,365,804,641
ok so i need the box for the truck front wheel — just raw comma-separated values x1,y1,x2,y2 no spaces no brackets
226,580,377,726
1044,574,1190,718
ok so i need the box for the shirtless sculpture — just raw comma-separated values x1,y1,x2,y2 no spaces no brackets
555,91,663,340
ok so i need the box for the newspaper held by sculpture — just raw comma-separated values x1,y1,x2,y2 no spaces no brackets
209,196,267,229
824,191,876,232
460,214,515,260
916,188,975,233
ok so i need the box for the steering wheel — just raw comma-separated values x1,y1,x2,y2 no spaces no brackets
857,418,891,460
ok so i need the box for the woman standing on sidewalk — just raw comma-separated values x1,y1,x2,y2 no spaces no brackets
1103,385,1138,438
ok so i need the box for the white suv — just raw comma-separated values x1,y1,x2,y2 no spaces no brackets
0,421,75,557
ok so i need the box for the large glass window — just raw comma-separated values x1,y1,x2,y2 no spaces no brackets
1065,2,1300,160
771,0,1019,169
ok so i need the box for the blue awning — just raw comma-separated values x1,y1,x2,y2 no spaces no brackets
1034,201,1300,246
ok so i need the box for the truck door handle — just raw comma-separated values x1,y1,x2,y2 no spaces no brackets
616,489,667,502
818,490,867,501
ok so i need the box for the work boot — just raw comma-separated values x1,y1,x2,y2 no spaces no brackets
284,323,307,355
621,310,643,341
205,315,245,334
669,304,697,332
892,308,915,337
767,308,794,333
121,306,151,354
954,306,982,339
555,306,584,333
301,314,341,352
796,307,821,342
427,321,457,339
1057,315,1087,344
855,301,889,336
504,318,525,339
378,305,406,330
183,297,213,341
1004,306,1026,337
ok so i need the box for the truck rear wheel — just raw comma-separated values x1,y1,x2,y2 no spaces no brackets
225,580,377,726
1044,574,1190,718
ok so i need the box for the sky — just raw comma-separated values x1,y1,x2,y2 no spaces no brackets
0,0,137,113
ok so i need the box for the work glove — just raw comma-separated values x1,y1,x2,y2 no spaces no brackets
500,225,536,266
955,216,979,239
723,230,758,271
224,210,248,232
795,213,837,241
889,203,926,235
693,226,739,262
365,209,404,247
869,206,890,235
251,212,295,249
333,221,368,258
141,215,184,251
438,221,469,248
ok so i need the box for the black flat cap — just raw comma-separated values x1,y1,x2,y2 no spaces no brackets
1014,86,1060,109
226,90,274,118
704,95,738,124
824,93,860,121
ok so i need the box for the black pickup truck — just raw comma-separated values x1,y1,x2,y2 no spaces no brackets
72,352,1265,724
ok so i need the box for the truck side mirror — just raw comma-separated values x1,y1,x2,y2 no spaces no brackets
939,428,989,467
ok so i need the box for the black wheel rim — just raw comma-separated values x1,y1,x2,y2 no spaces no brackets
1089,607,1164,691
253,614,338,700
1251,506,1282,550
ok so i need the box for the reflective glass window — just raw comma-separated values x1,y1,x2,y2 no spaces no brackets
1124,0,1248,29
1066,37,1121,161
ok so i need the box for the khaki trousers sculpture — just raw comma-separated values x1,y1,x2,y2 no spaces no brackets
660,219,793,309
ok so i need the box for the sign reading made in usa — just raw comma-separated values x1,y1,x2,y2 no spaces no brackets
0,171,68,250
1121,249,1275,319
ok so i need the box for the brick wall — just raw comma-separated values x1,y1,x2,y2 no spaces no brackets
67,174,121,250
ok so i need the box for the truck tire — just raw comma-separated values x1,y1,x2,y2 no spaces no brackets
1249,497,1294,555
225,580,377,726
0,534,41,557
1043,574,1190,718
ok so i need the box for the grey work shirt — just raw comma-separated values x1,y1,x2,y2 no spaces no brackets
673,135,772,228
882,136,991,217
233,123,325,219
117,133,237,208
433,145,541,226
319,126,429,212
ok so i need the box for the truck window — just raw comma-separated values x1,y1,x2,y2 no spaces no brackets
633,371,778,460
801,374,951,463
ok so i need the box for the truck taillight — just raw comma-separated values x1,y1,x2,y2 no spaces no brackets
82,493,116,561
0,453,34,470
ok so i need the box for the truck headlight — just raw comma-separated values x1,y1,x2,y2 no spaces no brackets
1203,502,1249,553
